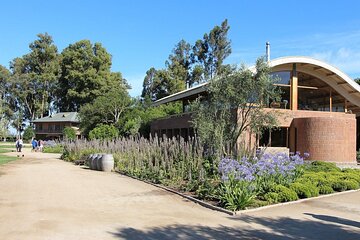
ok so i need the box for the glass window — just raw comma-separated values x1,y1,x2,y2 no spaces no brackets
259,128,288,147
271,71,291,85
298,88,330,111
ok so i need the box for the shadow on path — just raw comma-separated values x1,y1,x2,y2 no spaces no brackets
109,215,360,240
304,213,360,228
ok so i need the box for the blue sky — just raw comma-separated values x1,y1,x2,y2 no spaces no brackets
1,0,360,96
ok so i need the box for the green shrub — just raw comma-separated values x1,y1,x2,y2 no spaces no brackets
319,185,334,194
338,171,360,183
23,126,35,141
63,127,76,140
304,161,341,172
43,145,63,153
296,172,327,186
264,192,279,204
332,179,359,191
270,185,299,202
297,171,360,193
89,124,119,140
219,175,256,211
250,199,269,208
289,182,319,198
196,179,220,201
341,168,360,175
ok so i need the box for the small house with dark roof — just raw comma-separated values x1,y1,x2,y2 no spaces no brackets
31,112,81,139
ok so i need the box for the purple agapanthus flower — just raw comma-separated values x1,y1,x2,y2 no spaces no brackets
218,152,306,182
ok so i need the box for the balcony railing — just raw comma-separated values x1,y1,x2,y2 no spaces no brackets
35,129,63,134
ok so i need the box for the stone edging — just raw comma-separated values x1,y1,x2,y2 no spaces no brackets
235,189,360,215
114,170,234,215
113,170,360,216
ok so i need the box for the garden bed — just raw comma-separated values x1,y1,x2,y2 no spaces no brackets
115,160,360,213
61,138,360,212
115,168,360,215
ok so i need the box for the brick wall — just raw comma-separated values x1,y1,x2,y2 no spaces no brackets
292,117,356,163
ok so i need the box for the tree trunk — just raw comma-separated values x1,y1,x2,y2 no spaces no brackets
41,94,45,118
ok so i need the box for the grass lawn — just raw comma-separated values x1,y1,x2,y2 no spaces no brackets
0,143,19,165
0,144,16,149
0,155,18,165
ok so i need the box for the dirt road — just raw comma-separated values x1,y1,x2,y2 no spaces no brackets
0,148,359,239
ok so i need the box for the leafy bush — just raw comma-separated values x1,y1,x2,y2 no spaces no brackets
296,172,333,191
289,182,319,198
219,175,256,211
196,179,220,201
263,192,279,204
332,179,359,191
338,170,360,183
63,127,76,140
304,161,341,172
319,185,334,194
43,145,63,153
89,124,119,140
23,126,35,141
268,185,299,203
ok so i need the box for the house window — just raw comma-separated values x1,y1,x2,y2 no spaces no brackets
259,128,288,147
270,71,290,109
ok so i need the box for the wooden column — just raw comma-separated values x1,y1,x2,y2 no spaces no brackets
345,99,348,113
290,63,298,110
329,90,332,112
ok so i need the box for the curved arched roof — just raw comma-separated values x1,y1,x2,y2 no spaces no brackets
154,56,360,112
269,56,360,110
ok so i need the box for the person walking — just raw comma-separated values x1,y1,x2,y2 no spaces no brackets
15,138,20,152
18,138,23,152
31,138,38,152
39,140,44,152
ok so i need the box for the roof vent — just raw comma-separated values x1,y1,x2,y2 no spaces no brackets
62,114,66,118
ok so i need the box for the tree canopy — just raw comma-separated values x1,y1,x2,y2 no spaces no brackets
9,33,60,121
141,19,231,102
0,65,12,139
79,88,132,136
192,57,280,160
1,20,234,139
56,40,127,111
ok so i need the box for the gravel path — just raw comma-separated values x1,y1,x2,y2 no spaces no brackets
0,148,359,240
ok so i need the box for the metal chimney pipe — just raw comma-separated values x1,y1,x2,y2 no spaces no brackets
266,42,270,62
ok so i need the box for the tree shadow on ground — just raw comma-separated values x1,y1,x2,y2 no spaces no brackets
304,213,360,228
109,215,360,240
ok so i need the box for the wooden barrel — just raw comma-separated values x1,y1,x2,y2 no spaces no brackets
96,154,103,171
101,154,114,172
88,154,94,169
91,154,99,170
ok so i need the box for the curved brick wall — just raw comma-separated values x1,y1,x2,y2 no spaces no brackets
292,117,356,163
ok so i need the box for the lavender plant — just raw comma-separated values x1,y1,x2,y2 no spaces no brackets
61,135,205,186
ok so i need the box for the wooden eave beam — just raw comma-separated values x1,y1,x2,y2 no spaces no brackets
337,82,348,85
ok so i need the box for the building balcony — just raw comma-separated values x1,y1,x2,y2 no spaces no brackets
35,129,64,134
